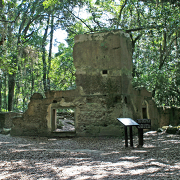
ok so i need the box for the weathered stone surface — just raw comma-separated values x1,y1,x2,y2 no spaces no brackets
0,112,21,130
10,30,180,137
0,113,5,128
166,127,178,134
73,31,132,95
30,93,43,100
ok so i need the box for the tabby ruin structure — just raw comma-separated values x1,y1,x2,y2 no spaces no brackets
10,31,178,137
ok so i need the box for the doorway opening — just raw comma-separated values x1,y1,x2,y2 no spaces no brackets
53,108,75,132
142,107,147,119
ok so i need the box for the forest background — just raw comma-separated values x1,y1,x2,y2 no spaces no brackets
0,0,179,112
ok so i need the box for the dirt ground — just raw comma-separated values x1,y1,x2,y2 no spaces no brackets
0,131,180,180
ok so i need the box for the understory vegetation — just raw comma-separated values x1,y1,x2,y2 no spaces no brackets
0,0,179,112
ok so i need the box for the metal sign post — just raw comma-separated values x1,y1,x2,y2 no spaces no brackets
117,118,139,148
136,119,151,147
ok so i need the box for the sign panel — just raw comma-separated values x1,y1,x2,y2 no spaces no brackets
136,119,151,129
117,118,139,126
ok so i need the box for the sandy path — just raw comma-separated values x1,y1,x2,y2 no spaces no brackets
0,132,180,179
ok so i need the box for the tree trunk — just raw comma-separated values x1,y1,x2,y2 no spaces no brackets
42,14,50,92
8,73,15,111
130,33,142,77
4,73,7,111
22,80,27,112
31,69,34,96
0,76,2,111
47,14,54,91
0,0,3,8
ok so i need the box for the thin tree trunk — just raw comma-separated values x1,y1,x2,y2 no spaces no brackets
31,69,34,96
22,80,27,112
8,73,15,111
0,0,3,8
0,76,2,111
42,14,50,92
4,73,7,111
130,33,142,77
7,3,15,112
47,14,54,91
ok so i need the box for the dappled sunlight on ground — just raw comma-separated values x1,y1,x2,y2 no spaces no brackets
0,132,180,179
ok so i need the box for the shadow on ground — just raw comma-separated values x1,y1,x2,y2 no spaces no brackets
0,132,180,180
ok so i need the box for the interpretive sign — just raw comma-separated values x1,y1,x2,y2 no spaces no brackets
117,118,139,148
136,119,151,129
117,118,139,126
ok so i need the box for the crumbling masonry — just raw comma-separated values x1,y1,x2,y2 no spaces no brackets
10,31,180,137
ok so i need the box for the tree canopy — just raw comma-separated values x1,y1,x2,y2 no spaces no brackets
0,0,179,112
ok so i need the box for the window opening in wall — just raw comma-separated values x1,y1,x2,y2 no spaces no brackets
124,96,127,104
55,108,75,132
102,70,108,74
142,107,147,119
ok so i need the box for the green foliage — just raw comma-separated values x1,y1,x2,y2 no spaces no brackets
49,43,76,90
43,0,58,8
131,6,180,106
86,0,180,107
0,0,179,112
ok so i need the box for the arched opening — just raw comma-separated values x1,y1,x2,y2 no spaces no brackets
142,100,149,119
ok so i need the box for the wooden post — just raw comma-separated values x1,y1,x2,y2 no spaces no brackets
138,129,143,147
124,126,128,147
51,109,57,131
130,126,133,147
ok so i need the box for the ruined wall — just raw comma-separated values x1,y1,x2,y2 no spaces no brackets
11,93,49,136
158,107,180,127
0,112,21,129
11,88,83,136
10,31,135,137
73,31,135,136
73,31,132,95
10,30,179,137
